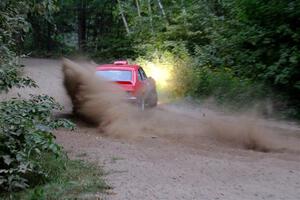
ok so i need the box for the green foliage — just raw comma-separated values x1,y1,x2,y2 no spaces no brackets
22,0,135,59
0,56,37,92
0,95,75,192
0,1,36,92
24,0,66,53
1,154,109,199
197,0,300,91
1,1,76,193
1,0,60,92
9,0,300,117
124,0,300,117
138,48,269,109
185,66,268,108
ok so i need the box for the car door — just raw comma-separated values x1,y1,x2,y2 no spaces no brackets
137,67,157,107
135,67,147,95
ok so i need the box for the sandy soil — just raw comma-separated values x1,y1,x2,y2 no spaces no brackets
5,58,300,200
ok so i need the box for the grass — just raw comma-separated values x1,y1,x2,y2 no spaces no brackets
1,154,110,200
76,152,88,158
110,156,124,164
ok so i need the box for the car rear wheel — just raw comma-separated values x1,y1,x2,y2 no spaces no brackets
146,89,158,108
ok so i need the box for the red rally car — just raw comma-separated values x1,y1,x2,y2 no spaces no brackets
96,61,158,110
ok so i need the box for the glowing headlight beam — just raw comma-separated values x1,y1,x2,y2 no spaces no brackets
143,62,171,89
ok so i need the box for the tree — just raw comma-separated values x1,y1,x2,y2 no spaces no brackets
0,0,74,192
0,1,36,91
77,0,87,49
14,0,300,116
117,0,130,34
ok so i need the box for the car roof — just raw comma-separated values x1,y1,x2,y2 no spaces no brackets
96,61,140,71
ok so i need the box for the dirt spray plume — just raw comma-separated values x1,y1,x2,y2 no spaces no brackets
62,59,300,152
62,58,126,125
203,113,284,152
62,58,145,138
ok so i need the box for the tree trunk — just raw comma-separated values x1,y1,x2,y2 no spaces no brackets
148,0,154,34
77,0,87,50
156,0,168,24
47,21,51,52
156,0,166,18
117,0,130,34
135,0,141,17
181,0,187,25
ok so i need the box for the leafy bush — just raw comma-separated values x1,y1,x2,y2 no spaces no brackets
125,0,300,117
189,0,300,116
0,95,74,192
0,54,37,92
3,154,110,199
185,66,269,109
137,49,269,110
1,0,77,193
0,1,37,92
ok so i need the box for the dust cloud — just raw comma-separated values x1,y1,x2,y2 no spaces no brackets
62,59,300,152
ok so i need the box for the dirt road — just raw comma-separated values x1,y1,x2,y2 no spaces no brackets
8,58,300,199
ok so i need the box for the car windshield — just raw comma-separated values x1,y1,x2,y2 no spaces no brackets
96,70,132,82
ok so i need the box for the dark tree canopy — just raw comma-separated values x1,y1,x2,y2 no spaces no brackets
3,0,300,116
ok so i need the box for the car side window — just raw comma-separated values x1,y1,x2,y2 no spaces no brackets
138,68,147,80
137,69,143,81
140,68,147,79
